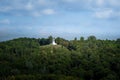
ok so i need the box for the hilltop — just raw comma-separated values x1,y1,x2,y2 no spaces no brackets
40,44,62,48
40,44,68,51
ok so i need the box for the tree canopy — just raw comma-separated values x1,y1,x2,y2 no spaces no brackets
0,36,120,80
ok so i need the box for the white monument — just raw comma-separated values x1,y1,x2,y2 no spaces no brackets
52,38,57,45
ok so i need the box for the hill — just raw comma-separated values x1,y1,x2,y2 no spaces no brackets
0,36,120,80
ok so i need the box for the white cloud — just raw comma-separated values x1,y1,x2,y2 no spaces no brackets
96,0,105,6
93,0,120,7
37,0,56,7
42,9,56,15
31,9,56,17
37,0,48,5
94,9,113,19
63,0,120,10
25,2,34,10
32,11,41,17
108,0,120,6
0,0,120,18
0,19,10,24
63,0,79,3
93,8,120,19
0,6,13,12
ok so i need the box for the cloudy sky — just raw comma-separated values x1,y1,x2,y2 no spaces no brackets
0,0,120,41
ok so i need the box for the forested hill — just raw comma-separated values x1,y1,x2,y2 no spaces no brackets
0,36,120,80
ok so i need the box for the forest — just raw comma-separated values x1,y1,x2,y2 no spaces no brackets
0,36,120,80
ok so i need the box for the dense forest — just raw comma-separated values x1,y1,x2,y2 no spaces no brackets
0,36,120,80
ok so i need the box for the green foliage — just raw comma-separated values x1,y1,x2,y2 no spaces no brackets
38,36,53,45
0,36,120,80
56,37,69,48
80,36,84,41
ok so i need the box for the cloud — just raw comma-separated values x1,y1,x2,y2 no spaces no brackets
0,0,120,18
31,9,55,17
31,11,41,17
93,8,120,19
63,0,79,3
96,0,105,6
92,0,120,8
42,9,56,15
94,9,113,19
37,0,47,5
108,0,120,7
37,0,53,6
0,6,13,12
25,2,34,10
0,0,57,17
62,0,120,11
0,19,10,24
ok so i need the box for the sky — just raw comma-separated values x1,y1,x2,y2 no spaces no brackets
0,0,120,41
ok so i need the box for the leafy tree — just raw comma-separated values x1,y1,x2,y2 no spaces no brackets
80,36,84,41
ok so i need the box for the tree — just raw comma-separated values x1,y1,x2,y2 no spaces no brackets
88,35,96,41
80,37,84,41
74,37,77,41
48,36,53,44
